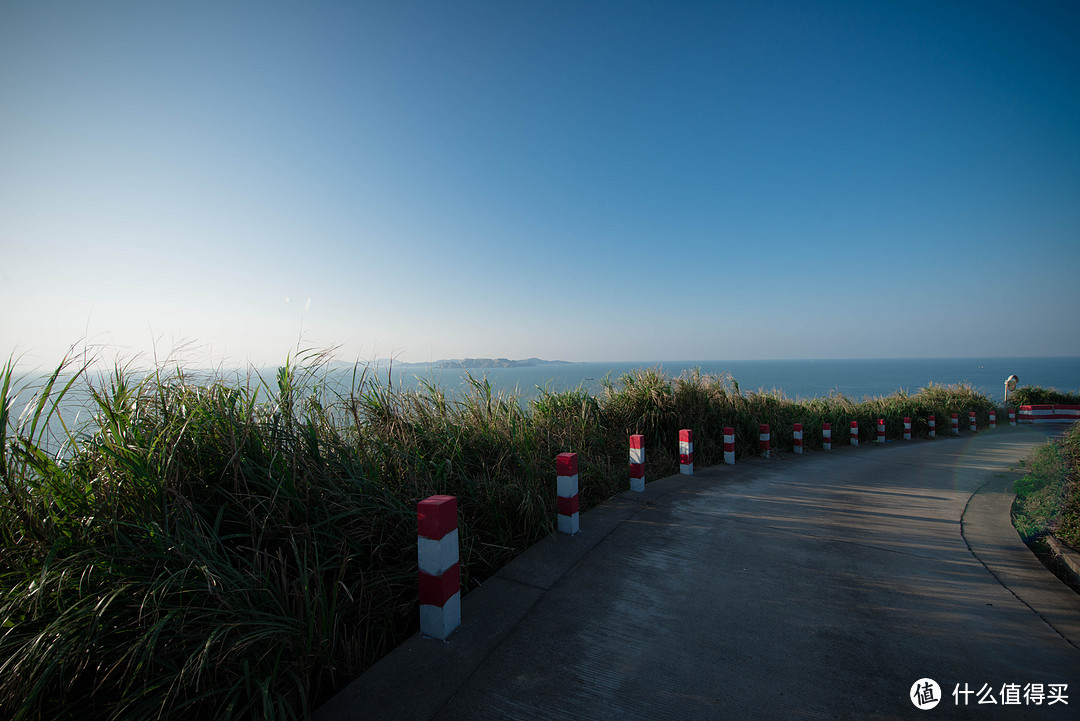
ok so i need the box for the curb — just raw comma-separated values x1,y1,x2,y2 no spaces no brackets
1046,534,1080,586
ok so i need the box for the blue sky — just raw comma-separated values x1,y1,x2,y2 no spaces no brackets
2,0,1078,368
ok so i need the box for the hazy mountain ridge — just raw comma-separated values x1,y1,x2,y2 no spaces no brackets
323,357,573,372
406,357,572,369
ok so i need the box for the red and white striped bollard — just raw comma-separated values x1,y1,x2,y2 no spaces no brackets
850,420,859,446
418,495,461,640
989,411,996,429
928,414,936,439
679,429,693,475
876,419,885,444
793,423,803,454
903,417,911,440
969,411,977,432
556,452,580,535
823,422,832,450
724,426,735,464
759,424,770,458
951,414,959,435
1009,410,1016,426
630,435,645,492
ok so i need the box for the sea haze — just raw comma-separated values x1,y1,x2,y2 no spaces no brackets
347,357,1080,403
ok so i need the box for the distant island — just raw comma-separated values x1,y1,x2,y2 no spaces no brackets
329,357,574,372
415,357,571,369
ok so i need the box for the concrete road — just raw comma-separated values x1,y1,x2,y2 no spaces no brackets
315,426,1080,720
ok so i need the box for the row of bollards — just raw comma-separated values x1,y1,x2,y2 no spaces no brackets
623,412,1017,490
415,406,1019,641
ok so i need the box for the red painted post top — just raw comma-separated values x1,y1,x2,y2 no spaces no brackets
823,422,831,430
418,495,458,541
794,423,802,431
724,426,734,435
851,421,858,427
760,424,769,433
679,429,692,443
556,452,578,476
630,434,644,449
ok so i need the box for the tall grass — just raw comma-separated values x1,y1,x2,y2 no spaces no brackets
1,357,1006,719
1009,386,1080,406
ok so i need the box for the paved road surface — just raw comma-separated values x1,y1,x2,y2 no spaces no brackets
315,425,1079,720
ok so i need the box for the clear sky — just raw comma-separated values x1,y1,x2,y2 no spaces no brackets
2,0,1078,368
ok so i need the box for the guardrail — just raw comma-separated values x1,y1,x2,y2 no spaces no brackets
1018,405,1080,423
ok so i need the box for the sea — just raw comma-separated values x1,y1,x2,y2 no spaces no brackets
6,357,1079,440
341,357,1080,404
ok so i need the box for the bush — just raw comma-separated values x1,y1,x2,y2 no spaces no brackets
1009,386,1080,406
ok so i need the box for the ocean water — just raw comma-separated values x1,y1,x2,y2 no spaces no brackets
354,357,1080,404
8,358,1078,443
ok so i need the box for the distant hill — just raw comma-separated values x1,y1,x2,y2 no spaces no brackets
330,357,574,371
422,357,571,369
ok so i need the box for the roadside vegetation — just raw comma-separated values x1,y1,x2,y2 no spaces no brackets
1009,386,1080,406
1012,421,1080,546
1,352,1012,720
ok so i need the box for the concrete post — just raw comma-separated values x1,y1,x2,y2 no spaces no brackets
679,429,693,475
629,435,645,492
556,453,580,535
418,495,461,640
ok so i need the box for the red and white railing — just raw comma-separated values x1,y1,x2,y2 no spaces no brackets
1018,405,1080,423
